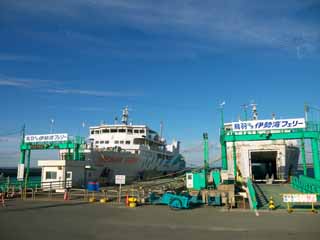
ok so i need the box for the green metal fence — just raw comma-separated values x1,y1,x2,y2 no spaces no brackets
291,175,320,201
0,178,41,192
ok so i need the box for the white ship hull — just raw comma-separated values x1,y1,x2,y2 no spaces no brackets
85,150,185,184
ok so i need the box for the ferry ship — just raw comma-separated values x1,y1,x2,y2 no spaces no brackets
83,107,185,183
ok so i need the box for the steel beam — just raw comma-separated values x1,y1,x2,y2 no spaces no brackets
224,131,319,142
300,139,307,176
311,139,320,180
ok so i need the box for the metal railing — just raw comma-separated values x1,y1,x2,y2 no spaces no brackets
246,178,258,210
291,175,320,201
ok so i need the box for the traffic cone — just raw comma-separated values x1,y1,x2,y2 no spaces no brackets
1,193,5,207
269,197,275,210
64,190,69,201
125,193,129,206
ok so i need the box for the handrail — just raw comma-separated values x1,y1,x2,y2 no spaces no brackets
291,175,320,200
247,178,258,210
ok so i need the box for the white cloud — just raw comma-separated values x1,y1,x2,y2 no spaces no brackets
4,0,319,56
47,88,140,97
0,54,43,62
0,75,141,97
0,75,54,88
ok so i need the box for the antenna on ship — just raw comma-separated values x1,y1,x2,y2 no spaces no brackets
241,104,249,121
160,121,163,139
50,118,55,133
250,102,258,120
121,106,129,125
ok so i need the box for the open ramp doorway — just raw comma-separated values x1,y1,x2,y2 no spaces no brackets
251,151,278,180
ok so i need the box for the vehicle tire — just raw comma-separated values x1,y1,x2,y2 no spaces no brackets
169,198,183,210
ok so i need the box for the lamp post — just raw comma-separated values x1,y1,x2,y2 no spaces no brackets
84,165,92,189
219,101,228,171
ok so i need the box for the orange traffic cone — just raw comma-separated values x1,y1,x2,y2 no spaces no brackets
0,193,5,207
125,193,129,206
64,190,69,201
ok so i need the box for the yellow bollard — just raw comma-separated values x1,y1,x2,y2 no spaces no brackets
129,202,137,208
311,202,318,214
287,202,293,213
100,198,108,203
268,197,275,210
128,197,137,208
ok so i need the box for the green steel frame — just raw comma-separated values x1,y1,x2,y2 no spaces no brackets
219,108,320,181
203,133,209,188
19,135,85,187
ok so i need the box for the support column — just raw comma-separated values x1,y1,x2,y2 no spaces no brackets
19,150,26,164
220,105,228,170
203,133,209,188
232,140,237,179
300,139,307,176
311,138,320,180
25,150,31,181
221,139,228,170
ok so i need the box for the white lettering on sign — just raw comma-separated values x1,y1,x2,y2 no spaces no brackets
283,194,317,203
24,134,68,143
231,118,305,132
115,175,126,185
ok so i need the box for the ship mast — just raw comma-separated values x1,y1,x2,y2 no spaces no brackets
121,107,129,125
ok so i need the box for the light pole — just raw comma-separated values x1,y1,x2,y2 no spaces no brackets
50,118,55,134
219,101,228,171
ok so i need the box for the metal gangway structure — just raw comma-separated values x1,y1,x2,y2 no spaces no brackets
219,104,320,209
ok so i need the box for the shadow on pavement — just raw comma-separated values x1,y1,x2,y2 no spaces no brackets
0,201,89,213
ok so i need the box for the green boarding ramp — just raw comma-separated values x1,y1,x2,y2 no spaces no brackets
254,184,300,209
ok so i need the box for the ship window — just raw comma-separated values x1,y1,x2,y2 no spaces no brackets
115,140,119,144
45,171,57,180
111,129,117,133
140,129,145,134
102,129,109,133
95,130,100,134
126,141,130,144
91,130,94,135
127,129,133,133
120,141,124,144
105,141,109,144
134,129,139,133
95,141,99,144
119,129,126,133
100,141,104,144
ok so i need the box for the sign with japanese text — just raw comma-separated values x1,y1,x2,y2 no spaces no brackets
231,118,305,132
115,175,126,185
17,163,24,180
24,134,68,143
283,194,317,203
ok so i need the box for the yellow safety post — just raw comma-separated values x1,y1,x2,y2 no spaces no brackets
89,191,96,203
128,197,137,208
287,202,293,213
100,198,108,203
311,202,317,214
268,197,275,210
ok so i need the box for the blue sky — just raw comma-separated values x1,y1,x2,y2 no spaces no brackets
0,0,320,167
